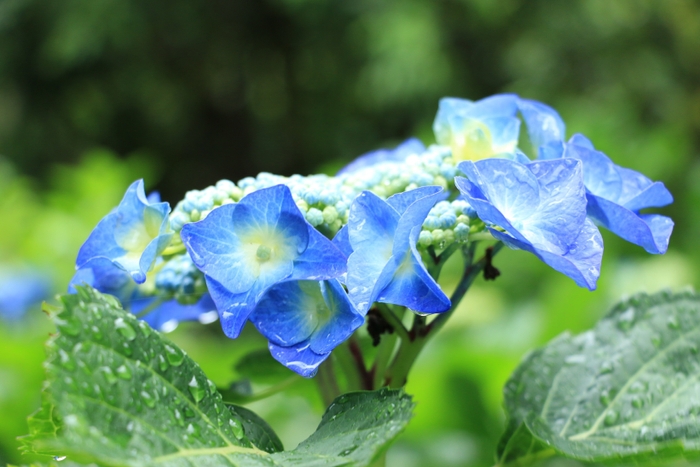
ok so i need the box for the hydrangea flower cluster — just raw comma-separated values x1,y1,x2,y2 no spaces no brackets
70,93,674,377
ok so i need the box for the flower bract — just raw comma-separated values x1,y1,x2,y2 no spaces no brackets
338,186,450,314
76,179,173,284
456,158,603,289
181,184,347,338
539,134,673,254
250,279,364,377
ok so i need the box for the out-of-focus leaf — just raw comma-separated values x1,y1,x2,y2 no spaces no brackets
498,290,700,464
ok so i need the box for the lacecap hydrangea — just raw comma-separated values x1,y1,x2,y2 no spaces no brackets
70,93,674,377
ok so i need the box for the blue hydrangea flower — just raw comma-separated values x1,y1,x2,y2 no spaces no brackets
539,134,673,254
70,257,216,331
336,138,426,175
456,158,604,290
336,186,450,314
76,179,173,284
434,94,521,161
433,94,566,161
181,184,347,339
250,279,363,377
0,267,51,320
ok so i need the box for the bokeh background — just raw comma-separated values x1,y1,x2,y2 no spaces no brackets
1,1,698,466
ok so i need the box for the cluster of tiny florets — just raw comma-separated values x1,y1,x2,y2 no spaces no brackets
168,144,458,238
418,199,474,249
154,254,206,304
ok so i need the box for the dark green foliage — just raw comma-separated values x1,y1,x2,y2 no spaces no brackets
498,290,700,465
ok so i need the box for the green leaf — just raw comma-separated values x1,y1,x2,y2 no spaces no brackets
498,290,700,465
276,388,413,466
229,406,284,454
24,286,413,466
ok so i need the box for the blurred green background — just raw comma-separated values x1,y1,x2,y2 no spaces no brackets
0,1,698,466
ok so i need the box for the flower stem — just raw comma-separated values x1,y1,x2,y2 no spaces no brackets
219,376,300,404
375,303,410,342
371,330,398,389
334,341,363,391
316,359,341,407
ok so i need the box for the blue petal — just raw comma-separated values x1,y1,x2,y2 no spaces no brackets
538,141,565,160
518,98,566,151
386,185,445,216
586,194,673,254
563,141,622,202
616,167,673,210
268,340,330,378
336,138,426,176
141,294,217,331
457,159,540,225
181,204,257,294
0,268,50,320
70,257,138,306
310,279,364,354
76,179,172,284
291,225,347,281
332,225,353,258
204,275,255,338
482,116,521,150
490,218,603,290
433,95,519,146
347,191,399,250
346,242,394,314
250,281,321,347
377,227,450,313
391,186,445,256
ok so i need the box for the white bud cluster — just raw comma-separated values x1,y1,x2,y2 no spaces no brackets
169,144,459,236
418,199,474,250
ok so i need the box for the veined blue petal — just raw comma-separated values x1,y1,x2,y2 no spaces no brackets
490,218,603,290
538,141,565,161
204,275,254,339
251,281,320,347
332,225,353,259
457,160,540,225
347,191,399,251
76,179,172,284
391,186,445,256
386,185,445,217
269,340,329,378
311,279,364,354
518,98,566,151
336,138,426,175
586,195,673,254
617,167,673,210
181,204,258,294
70,257,138,306
377,227,450,313
347,242,394,314
563,142,622,201
292,226,347,281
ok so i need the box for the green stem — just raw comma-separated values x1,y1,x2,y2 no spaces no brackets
162,243,186,256
372,330,398,389
220,376,300,404
428,242,503,336
334,341,362,392
316,358,341,407
134,298,164,319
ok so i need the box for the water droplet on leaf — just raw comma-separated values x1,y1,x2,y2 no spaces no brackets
116,365,132,380
164,345,184,366
604,410,619,426
114,318,137,341
188,376,205,402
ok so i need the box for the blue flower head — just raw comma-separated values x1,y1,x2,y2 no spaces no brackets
251,279,364,377
456,158,604,290
181,184,347,339
539,134,673,254
433,94,566,161
336,186,451,314
70,257,216,331
336,138,426,176
76,179,173,284
0,267,51,320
